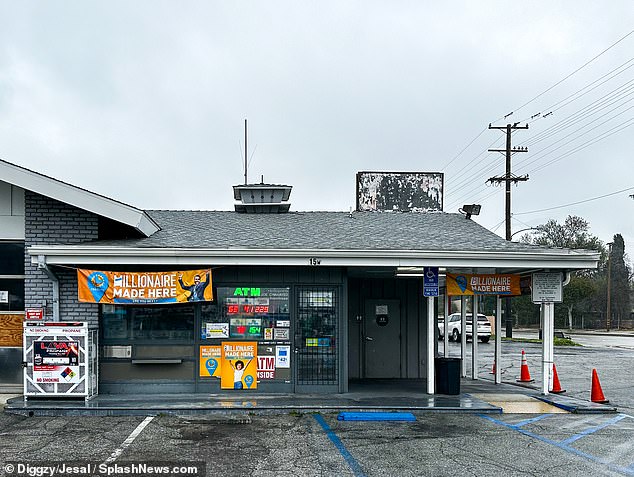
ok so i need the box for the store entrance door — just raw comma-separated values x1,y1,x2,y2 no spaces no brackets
364,299,401,378
294,287,340,393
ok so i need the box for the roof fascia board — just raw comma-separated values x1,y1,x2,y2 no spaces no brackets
28,246,599,270
1,161,159,237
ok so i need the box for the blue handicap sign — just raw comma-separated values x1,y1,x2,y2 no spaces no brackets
423,267,439,297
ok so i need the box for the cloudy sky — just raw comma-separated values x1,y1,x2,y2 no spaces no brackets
1,2,633,255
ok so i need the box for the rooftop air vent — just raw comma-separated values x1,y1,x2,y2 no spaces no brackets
233,183,292,213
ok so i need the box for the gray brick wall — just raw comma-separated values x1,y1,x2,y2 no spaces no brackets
24,191,100,326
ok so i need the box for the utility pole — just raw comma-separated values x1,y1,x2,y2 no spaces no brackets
606,242,613,332
487,122,529,338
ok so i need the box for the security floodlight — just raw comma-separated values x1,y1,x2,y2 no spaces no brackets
459,204,481,219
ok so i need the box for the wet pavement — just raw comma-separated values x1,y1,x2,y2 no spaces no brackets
3,378,616,418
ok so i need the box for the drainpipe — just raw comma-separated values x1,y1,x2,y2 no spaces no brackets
562,271,571,287
37,255,59,321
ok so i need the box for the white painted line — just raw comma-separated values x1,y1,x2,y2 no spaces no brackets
103,416,154,464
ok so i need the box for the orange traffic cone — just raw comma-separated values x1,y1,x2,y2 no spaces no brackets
489,360,496,375
517,349,534,383
591,368,609,403
550,363,565,394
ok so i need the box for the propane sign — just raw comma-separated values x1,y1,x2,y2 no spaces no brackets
33,341,80,384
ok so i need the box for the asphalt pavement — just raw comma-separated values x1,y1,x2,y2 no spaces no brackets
1,331,633,476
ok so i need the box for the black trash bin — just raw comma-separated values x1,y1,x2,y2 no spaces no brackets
435,357,461,395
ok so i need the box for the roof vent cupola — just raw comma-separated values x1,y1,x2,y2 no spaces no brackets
232,181,292,214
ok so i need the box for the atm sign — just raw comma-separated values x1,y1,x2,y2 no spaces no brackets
257,355,275,380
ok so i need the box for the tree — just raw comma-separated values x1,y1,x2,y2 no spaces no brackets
562,275,597,329
520,215,607,269
609,234,631,327
519,215,605,329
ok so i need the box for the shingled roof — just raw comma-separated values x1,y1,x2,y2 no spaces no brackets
91,210,542,252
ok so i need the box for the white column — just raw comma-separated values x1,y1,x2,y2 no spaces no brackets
495,296,502,384
460,296,467,378
471,294,478,380
541,302,555,395
443,291,449,357
427,296,435,394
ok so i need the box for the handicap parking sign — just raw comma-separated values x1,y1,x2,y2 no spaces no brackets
423,267,439,297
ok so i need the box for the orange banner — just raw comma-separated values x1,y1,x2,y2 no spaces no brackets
446,273,521,296
77,269,213,304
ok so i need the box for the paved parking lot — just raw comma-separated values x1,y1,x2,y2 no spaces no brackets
440,332,634,413
1,410,634,476
1,332,632,476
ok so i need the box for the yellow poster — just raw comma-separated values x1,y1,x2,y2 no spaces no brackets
77,269,212,304
220,341,257,390
446,273,521,296
199,346,222,378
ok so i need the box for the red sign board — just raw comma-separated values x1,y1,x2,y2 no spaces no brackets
25,308,44,321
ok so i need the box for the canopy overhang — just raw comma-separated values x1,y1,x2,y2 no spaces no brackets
28,245,600,272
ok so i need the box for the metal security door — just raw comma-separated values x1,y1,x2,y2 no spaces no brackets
364,300,401,378
294,287,339,392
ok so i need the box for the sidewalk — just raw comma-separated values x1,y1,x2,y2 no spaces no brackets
515,328,634,338
2,379,616,417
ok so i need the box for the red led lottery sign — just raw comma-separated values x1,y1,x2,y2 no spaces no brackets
227,304,269,315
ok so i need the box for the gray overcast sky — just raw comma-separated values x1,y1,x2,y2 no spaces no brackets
1,2,633,256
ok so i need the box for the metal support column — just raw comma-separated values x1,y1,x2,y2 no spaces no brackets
471,295,478,380
443,292,449,357
495,296,502,384
427,296,435,394
460,296,467,378
542,302,555,395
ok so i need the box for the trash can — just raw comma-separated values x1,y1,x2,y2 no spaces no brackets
435,357,461,395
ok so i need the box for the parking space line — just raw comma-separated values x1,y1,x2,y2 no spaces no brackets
313,414,366,477
103,416,154,464
514,414,552,428
480,414,634,476
561,414,628,445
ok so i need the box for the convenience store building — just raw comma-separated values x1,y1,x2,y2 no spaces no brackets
0,160,599,395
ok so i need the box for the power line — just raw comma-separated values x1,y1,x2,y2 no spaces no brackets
443,31,634,211
441,127,488,170
519,79,634,149
516,106,634,172
514,186,634,215
527,117,634,174
516,56,634,124
510,29,634,116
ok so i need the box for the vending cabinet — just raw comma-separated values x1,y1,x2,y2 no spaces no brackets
23,322,98,399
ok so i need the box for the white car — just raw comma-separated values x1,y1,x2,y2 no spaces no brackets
438,313,491,343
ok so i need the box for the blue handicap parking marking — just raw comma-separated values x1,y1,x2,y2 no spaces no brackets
480,414,634,476
561,414,629,445
313,413,367,477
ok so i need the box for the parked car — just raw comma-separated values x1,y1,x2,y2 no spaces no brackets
438,313,491,343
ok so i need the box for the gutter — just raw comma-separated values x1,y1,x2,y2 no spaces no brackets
37,255,59,321
26,246,601,270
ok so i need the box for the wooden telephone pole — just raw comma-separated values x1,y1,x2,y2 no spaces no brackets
487,123,529,240
487,122,529,338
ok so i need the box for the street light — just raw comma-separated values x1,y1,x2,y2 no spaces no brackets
510,227,538,240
